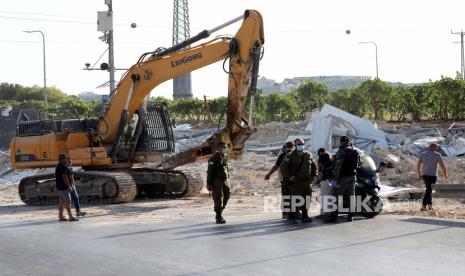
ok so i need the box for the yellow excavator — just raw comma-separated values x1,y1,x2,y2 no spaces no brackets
10,10,264,205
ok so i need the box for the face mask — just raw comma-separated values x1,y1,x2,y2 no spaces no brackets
286,149,293,154
221,147,228,154
296,145,305,152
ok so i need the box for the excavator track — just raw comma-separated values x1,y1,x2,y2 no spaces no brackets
128,168,204,198
18,171,137,205
18,168,203,205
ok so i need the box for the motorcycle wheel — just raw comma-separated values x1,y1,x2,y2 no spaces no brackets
360,194,383,218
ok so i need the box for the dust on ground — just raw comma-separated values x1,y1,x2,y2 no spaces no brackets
1,120,465,224
2,153,465,224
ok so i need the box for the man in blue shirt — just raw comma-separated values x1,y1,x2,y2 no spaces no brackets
55,153,78,222
417,143,448,211
66,158,86,217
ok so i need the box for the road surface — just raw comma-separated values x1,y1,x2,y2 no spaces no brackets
1,213,465,275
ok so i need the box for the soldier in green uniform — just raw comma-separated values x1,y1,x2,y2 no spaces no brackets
280,138,317,223
324,136,359,223
207,142,230,224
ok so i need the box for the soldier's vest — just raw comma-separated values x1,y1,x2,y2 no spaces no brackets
289,152,314,181
340,148,359,177
212,154,229,180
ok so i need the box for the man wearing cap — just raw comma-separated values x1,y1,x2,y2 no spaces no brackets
207,142,230,224
417,143,448,211
265,141,294,219
280,138,317,223
324,136,359,223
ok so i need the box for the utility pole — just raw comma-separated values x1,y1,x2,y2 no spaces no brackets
107,0,115,93
451,30,465,80
24,30,47,106
97,0,115,94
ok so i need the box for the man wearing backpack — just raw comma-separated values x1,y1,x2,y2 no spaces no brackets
324,136,359,223
280,138,317,223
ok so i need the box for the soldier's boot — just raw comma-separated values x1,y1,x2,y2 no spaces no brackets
346,214,353,222
287,212,299,224
301,212,313,223
215,211,226,224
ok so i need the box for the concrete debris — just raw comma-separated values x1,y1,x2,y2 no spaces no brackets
0,106,13,117
378,184,418,200
308,104,388,153
306,104,465,158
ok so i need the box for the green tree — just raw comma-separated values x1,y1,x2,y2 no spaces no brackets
261,92,299,122
290,80,329,119
357,79,393,120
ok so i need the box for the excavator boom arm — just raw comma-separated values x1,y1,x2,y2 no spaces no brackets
102,10,264,167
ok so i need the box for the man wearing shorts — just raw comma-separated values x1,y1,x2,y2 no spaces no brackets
55,153,78,222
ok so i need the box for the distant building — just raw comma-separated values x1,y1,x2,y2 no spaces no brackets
257,77,281,95
257,75,372,94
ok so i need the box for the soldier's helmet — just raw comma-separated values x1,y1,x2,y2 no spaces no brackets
285,141,294,148
340,136,350,143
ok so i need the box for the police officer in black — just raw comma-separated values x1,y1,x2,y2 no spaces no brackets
324,136,359,223
207,142,230,224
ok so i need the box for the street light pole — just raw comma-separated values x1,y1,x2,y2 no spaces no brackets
24,30,47,106
359,41,379,79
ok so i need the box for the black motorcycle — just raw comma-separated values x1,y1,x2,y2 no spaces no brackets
355,151,386,218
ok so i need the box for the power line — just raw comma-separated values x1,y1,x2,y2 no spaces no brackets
0,39,157,45
0,9,171,24
0,10,171,28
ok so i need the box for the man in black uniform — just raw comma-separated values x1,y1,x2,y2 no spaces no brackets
207,142,230,224
324,136,359,223
264,141,294,219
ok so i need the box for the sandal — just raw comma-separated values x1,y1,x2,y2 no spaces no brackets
68,217,79,222
59,217,68,221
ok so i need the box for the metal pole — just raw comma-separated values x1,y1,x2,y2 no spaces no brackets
24,30,47,106
460,30,465,80
359,41,379,79
107,1,115,94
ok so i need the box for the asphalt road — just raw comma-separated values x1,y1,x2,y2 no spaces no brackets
1,213,465,276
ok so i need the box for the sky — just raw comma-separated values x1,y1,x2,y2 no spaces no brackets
1,0,465,99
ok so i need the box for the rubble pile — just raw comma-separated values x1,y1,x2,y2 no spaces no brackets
229,152,280,194
181,152,280,196
249,121,309,145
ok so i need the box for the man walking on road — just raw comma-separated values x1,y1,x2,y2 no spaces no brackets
55,153,78,222
417,143,448,211
207,142,230,224
65,158,86,217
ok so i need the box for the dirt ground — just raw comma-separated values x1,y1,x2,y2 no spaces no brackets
2,178,465,224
